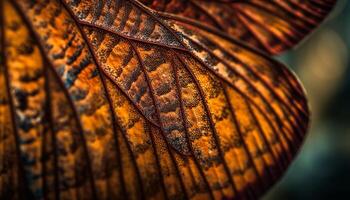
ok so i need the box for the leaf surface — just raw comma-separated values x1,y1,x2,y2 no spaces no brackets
0,0,333,199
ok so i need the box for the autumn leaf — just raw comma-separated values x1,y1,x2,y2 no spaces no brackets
0,0,335,200
141,0,337,55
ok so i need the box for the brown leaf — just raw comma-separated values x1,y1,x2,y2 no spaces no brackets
0,0,334,199
141,0,337,55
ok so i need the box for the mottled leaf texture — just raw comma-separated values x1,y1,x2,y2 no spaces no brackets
141,0,337,55
0,0,335,200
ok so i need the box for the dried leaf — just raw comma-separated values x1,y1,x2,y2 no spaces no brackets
141,0,337,54
0,0,335,199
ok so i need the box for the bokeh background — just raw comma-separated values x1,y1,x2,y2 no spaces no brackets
264,0,350,199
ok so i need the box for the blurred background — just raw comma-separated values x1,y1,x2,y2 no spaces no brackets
264,0,350,199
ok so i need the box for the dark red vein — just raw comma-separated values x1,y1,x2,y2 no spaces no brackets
48,55,99,200
48,54,99,199
130,40,178,200
78,20,187,51
60,1,145,199
238,1,310,34
11,2,98,198
134,49,189,195
264,1,317,26
102,79,146,200
0,2,33,198
172,53,215,200
235,11,278,54
287,0,326,18
145,124,170,200
234,7,296,48
99,75,129,200
99,63,161,128
188,0,226,31
246,99,284,179
42,90,48,199
68,10,130,200
176,52,241,199
118,124,146,200
43,61,60,200
222,85,267,193
165,143,190,200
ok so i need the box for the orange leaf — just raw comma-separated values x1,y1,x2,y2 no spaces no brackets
0,0,335,199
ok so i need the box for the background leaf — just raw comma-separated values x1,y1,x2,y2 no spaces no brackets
140,0,337,55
